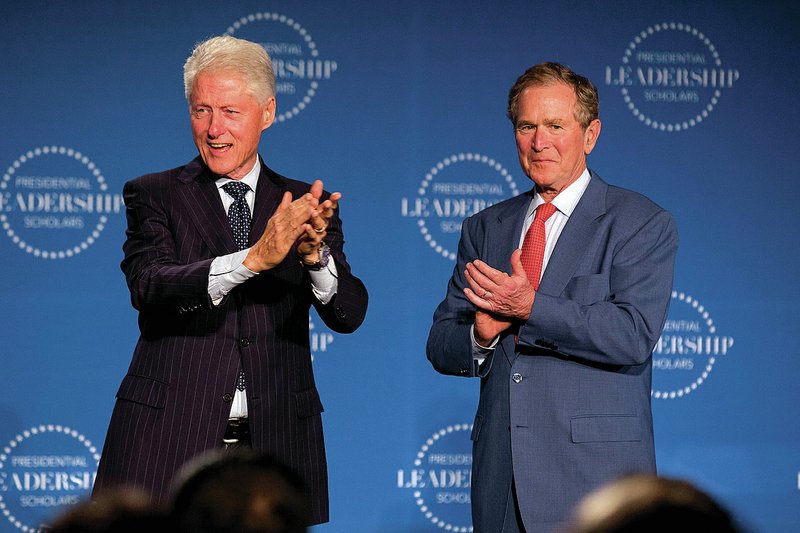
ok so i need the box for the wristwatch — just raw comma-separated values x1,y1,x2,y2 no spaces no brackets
304,243,331,271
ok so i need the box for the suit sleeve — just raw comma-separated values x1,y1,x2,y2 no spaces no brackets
311,202,368,334
518,209,678,366
426,215,483,378
120,178,214,311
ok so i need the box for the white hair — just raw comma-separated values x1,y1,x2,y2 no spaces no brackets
183,35,275,104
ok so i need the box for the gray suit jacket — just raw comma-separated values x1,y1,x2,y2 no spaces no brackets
427,171,678,531
93,157,368,525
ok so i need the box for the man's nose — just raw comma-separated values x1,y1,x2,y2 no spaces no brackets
531,129,548,151
207,113,225,138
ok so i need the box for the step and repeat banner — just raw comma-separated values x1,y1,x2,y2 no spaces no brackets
1,1,798,531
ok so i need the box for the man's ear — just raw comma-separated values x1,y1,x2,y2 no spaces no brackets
583,119,601,155
262,97,276,131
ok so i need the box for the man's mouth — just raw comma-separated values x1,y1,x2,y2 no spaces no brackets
208,142,232,151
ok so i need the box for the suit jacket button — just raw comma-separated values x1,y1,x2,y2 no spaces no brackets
335,306,346,319
512,372,523,384
459,368,470,376
222,393,233,402
240,337,250,347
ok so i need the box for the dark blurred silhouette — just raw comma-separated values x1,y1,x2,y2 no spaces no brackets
561,474,742,533
170,450,309,533
48,487,169,532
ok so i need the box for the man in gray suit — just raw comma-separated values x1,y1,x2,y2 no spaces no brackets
93,36,368,526
427,63,678,532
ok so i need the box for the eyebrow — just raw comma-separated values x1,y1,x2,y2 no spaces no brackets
517,118,564,126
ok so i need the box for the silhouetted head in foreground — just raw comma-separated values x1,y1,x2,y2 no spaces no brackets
170,450,310,533
562,474,742,533
49,487,169,532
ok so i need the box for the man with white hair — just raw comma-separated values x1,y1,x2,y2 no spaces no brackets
93,36,368,526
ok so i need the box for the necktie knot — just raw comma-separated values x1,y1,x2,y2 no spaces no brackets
222,181,250,201
535,202,557,223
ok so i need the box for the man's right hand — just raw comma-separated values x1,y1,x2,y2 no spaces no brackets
243,191,319,272
474,310,512,347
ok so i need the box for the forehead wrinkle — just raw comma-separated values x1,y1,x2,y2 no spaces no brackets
519,85,580,123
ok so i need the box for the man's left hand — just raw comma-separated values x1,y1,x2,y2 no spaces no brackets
297,179,341,265
464,249,535,321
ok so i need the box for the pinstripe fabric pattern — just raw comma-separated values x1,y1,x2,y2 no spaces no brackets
93,157,368,525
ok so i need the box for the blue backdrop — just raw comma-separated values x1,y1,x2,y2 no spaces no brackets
1,1,799,531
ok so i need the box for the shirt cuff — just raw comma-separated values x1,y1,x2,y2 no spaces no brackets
308,260,339,305
470,324,499,367
209,248,258,306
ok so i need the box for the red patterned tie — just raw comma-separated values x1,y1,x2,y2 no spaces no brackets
520,202,557,290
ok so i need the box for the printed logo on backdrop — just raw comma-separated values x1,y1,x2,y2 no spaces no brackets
401,153,520,261
0,425,100,532
1,147,123,259
604,22,740,132
226,12,337,123
651,291,734,399
309,315,333,362
397,424,473,532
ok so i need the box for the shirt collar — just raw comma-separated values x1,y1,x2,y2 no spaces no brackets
214,156,261,192
526,168,592,220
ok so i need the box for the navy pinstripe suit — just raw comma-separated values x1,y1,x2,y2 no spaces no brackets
93,156,368,525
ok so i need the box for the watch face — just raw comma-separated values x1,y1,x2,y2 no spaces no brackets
306,243,330,270
319,243,331,267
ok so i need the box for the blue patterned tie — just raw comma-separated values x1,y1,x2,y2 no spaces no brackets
222,181,251,391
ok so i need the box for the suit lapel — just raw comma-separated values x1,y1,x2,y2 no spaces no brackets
177,157,236,256
176,157,288,257
489,191,534,367
538,172,607,296
498,173,607,365
250,161,287,247
487,191,533,269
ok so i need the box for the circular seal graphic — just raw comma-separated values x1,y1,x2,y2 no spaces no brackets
0,424,100,532
604,22,740,132
401,153,519,261
1,146,122,259
226,12,336,123
651,291,734,399
397,424,473,532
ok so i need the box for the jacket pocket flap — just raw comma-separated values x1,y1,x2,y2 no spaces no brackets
295,388,324,418
570,415,641,443
116,374,168,409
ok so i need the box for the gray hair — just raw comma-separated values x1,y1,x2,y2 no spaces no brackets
183,35,275,104
507,62,599,129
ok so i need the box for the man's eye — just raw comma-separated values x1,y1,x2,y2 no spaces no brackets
517,124,534,133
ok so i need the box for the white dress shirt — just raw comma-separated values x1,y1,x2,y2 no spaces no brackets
207,156,339,417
